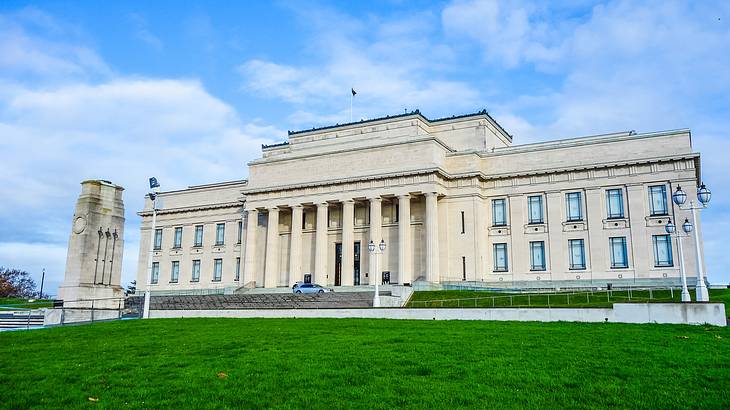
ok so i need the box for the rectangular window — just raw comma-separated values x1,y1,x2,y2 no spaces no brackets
461,211,465,234
649,185,668,216
492,199,507,226
170,261,179,283
237,221,243,244
173,227,182,248
530,241,546,271
153,228,162,250
395,204,399,223
302,212,307,230
216,223,225,246
235,257,241,281
569,239,586,270
610,237,629,268
191,260,200,282
606,189,625,219
194,225,203,247
493,243,508,272
566,192,583,221
527,195,544,224
151,262,159,284
213,258,222,282
461,256,466,280
653,235,674,267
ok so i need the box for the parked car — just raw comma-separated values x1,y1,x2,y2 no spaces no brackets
292,283,333,294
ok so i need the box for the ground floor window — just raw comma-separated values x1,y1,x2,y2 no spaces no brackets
653,234,673,267
235,257,241,281
213,259,222,282
151,262,159,284
610,237,628,268
530,241,546,271
568,239,586,270
493,243,508,272
170,261,179,283
192,260,200,282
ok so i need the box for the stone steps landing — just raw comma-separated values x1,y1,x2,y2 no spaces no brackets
126,291,390,310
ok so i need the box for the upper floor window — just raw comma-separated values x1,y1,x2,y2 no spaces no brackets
493,243,508,272
492,199,507,226
170,261,179,283
191,260,201,282
153,228,162,250
606,189,625,219
569,239,586,270
530,241,546,271
527,195,544,224
610,237,628,268
566,192,583,222
151,262,159,284
237,221,243,244
213,258,223,282
194,225,203,247
216,223,225,246
653,235,673,267
649,185,668,216
173,227,182,249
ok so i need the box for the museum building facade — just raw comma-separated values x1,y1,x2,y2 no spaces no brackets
136,110,705,292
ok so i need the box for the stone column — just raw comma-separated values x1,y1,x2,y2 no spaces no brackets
398,194,412,284
341,200,355,286
243,209,258,287
369,197,382,285
314,202,328,285
264,207,280,288
289,205,303,283
425,192,440,283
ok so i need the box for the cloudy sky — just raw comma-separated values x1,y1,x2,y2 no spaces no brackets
1,1,729,294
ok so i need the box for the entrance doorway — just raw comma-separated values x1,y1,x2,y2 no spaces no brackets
334,242,362,286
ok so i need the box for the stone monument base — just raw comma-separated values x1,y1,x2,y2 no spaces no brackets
58,284,124,309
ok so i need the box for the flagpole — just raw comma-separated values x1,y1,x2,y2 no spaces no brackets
350,93,353,123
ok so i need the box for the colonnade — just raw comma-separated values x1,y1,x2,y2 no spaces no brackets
242,193,440,287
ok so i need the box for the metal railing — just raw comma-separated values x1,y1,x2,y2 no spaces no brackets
409,286,687,308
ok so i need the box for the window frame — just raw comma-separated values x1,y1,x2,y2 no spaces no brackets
194,225,204,247
191,259,201,283
568,239,586,270
609,237,629,269
529,241,546,271
492,198,507,227
605,188,625,219
527,195,544,224
652,234,674,267
237,221,243,244
173,227,183,249
235,257,241,281
213,258,223,282
215,223,225,246
151,261,159,284
565,192,583,222
493,243,508,272
170,261,179,283
153,228,162,250
648,185,669,216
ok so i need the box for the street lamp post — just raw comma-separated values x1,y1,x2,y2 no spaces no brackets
665,218,692,302
671,183,712,302
142,177,160,319
368,239,386,308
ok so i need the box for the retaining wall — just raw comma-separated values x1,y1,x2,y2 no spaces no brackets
149,303,726,326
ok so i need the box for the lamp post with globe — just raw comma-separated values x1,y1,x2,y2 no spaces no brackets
664,218,693,302
671,183,712,302
143,177,161,319
368,239,386,308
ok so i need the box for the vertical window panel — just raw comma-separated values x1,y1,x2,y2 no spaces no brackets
653,235,674,267
216,223,225,246
173,227,182,248
492,199,507,226
528,195,544,224
530,241,546,271
213,258,222,282
153,228,162,250
606,189,625,219
569,239,586,270
493,243,508,272
151,262,159,284
191,260,200,282
610,237,628,268
566,192,583,221
170,261,179,283
194,225,203,247
649,185,668,216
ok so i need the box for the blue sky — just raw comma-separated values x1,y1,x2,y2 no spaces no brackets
1,1,729,294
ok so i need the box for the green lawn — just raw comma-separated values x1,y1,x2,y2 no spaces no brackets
1,319,728,409
407,288,730,309
0,298,52,309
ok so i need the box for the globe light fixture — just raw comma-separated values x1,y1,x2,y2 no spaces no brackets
368,239,386,308
697,183,711,205
368,240,375,253
379,239,386,252
672,186,687,206
664,219,676,234
682,218,693,234
665,218,691,302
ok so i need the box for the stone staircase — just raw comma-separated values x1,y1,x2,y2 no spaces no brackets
0,311,44,329
126,291,389,311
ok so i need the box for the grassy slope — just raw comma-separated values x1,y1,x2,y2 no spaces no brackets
1,318,729,409
407,288,730,309
0,298,52,309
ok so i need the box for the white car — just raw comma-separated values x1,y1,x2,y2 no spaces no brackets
292,283,333,294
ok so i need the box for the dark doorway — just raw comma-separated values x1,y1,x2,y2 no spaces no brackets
335,243,342,286
354,241,361,285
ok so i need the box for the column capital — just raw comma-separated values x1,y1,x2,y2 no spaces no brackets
268,206,280,211
247,208,259,214
424,192,438,198
316,202,329,208
342,199,355,204
291,204,304,209
369,196,383,203
398,194,411,200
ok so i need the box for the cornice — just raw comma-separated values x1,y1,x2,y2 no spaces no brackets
138,201,243,217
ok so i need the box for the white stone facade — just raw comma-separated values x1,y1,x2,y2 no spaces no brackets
136,111,705,292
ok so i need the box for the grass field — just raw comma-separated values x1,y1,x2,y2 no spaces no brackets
0,298,52,309
1,318,728,409
407,288,730,309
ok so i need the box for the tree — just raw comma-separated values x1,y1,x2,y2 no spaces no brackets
125,280,136,296
0,267,37,298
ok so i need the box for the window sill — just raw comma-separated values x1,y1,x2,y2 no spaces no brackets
493,270,509,273
569,267,587,271
530,269,547,272
654,265,674,268
190,280,200,283
610,266,629,269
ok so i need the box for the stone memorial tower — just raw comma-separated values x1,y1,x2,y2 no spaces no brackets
58,180,125,308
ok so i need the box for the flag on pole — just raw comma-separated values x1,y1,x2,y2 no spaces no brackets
351,88,357,96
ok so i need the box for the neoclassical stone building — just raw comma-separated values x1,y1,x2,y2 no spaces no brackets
136,110,705,293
